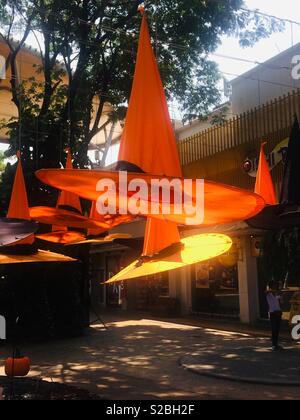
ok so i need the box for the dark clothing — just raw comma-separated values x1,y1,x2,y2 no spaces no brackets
270,311,282,348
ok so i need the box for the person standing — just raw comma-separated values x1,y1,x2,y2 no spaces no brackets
266,281,283,351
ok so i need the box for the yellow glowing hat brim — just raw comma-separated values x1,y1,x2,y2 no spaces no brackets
105,233,232,284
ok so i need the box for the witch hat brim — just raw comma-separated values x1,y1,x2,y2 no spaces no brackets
30,205,133,232
247,118,300,230
105,234,232,283
35,169,265,227
0,218,38,248
247,203,300,230
30,206,113,230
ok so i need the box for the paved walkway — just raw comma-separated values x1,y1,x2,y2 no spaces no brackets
1,312,300,399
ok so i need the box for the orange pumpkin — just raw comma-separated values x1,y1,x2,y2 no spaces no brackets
5,350,30,378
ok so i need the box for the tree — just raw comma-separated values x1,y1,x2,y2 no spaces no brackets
0,0,284,207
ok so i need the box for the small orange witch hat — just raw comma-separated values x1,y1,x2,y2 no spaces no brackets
7,151,30,220
255,143,277,205
3,151,36,246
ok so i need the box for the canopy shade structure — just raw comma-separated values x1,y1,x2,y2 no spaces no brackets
0,219,38,248
0,249,77,265
7,152,30,221
105,234,233,283
248,117,300,230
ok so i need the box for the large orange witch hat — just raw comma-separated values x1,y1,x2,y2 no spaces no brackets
0,152,38,249
36,11,265,281
7,151,31,220
118,12,182,256
107,13,231,282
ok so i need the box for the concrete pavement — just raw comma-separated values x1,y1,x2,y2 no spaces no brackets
1,312,300,400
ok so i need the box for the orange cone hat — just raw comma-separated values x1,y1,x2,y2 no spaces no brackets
255,143,277,205
107,12,231,282
2,152,36,246
119,15,182,178
7,152,30,220
118,14,182,256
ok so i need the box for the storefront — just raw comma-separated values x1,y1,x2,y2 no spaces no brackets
191,259,240,318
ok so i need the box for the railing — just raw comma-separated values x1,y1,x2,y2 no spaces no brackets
178,90,300,166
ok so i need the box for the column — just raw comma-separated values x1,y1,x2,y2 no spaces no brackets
238,236,260,324
169,266,192,315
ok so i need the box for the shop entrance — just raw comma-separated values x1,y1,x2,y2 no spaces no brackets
191,259,240,317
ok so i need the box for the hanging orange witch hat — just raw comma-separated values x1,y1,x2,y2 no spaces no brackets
30,147,113,232
106,12,231,282
36,10,265,280
0,152,38,249
255,143,277,205
8,151,31,220
117,12,182,256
